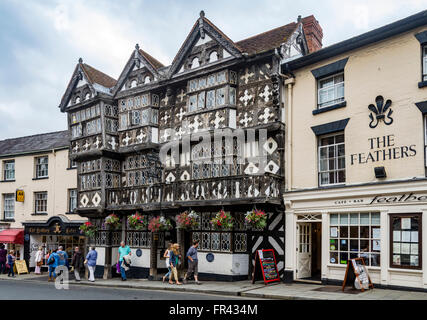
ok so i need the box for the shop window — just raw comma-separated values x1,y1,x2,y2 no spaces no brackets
3,194,14,220
34,192,48,214
390,213,422,269
35,156,48,178
68,189,77,213
318,133,345,186
3,160,15,181
317,73,344,108
329,212,381,267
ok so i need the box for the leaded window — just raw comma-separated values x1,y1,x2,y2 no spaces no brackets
216,87,226,106
206,90,215,108
189,95,197,112
131,110,141,126
318,133,345,186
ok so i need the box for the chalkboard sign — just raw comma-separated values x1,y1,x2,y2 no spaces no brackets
342,258,373,292
252,249,280,285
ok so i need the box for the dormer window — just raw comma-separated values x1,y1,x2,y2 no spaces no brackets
191,57,200,69
144,76,151,84
209,51,218,63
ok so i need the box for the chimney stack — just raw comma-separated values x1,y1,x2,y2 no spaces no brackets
301,15,323,53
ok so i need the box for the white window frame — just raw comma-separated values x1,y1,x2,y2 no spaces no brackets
329,212,381,267
35,156,48,178
3,160,15,181
3,194,14,220
423,45,427,82
68,189,77,212
318,133,345,186
34,192,47,214
317,73,344,109
425,115,427,168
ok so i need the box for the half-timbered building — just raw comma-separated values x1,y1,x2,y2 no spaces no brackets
58,12,323,280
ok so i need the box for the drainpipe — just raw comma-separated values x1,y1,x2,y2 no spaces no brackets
284,77,295,191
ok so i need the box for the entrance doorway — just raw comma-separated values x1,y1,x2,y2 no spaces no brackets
296,221,322,282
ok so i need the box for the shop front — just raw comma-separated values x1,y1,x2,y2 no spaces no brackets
0,228,24,261
284,180,427,291
23,216,86,270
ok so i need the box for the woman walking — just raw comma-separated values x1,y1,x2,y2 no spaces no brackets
7,250,16,278
34,246,43,275
169,243,182,285
162,242,172,283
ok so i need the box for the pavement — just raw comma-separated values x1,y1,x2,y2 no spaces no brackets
1,273,427,300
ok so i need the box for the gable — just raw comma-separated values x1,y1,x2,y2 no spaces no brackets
113,44,164,95
168,11,242,77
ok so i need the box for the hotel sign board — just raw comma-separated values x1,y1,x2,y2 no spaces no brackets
16,190,24,202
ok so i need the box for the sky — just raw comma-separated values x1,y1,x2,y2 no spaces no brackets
0,0,426,140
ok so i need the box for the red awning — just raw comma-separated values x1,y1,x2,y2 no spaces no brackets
0,229,24,244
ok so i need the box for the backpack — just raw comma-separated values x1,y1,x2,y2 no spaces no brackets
47,256,55,265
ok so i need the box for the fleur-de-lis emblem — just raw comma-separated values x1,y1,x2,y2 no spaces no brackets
368,95,393,128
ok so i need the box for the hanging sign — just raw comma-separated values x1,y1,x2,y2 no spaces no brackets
252,249,280,285
14,260,29,275
16,190,24,202
342,257,373,292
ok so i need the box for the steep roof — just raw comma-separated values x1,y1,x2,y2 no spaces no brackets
139,49,164,70
236,22,298,55
81,63,117,88
0,130,70,157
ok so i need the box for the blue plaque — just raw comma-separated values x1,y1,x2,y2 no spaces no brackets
136,249,142,257
206,253,214,262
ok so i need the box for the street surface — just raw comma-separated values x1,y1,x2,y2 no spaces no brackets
0,279,257,300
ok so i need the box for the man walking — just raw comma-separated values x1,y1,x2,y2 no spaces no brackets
183,240,201,285
117,241,131,281
85,247,98,282
71,247,84,282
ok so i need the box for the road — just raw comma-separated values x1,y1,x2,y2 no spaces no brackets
0,279,257,300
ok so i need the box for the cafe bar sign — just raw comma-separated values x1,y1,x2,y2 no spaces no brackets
334,193,427,206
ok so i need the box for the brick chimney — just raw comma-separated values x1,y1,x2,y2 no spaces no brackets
301,15,323,53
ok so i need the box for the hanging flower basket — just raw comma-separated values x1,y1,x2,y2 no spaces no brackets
245,209,267,229
127,212,148,230
176,210,199,229
79,221,98,237
210,210,234,230
148,216,173,233
104,213,121,230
